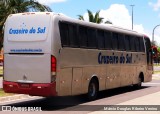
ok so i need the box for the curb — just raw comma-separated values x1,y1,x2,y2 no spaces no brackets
0,94,33,103
152,73,160,76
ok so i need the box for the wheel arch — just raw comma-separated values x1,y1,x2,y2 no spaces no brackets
139,72,144,82
87,75,99,100
90,75,99,91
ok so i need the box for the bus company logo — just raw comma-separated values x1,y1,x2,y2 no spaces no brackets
98,52,132,64
9,23,46,35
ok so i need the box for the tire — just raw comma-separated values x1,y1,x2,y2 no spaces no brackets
87,79,98,101
134,77,142,89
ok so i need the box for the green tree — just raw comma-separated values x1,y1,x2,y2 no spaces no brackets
0,0,50,48
0,2,7,48
157,47,160,52
78,9,112,24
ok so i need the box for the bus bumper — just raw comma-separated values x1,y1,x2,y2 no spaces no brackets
3,81,57,97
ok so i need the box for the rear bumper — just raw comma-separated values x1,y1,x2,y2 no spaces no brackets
3,81,57,97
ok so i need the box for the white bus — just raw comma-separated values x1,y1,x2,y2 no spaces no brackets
3,12,153,100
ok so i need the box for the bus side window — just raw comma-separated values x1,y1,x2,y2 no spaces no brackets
59,22,69,47
139,37,145,52
87,28,97,48
97,30,105,49
130,36,136,52
104,31,112,50
79,26,87,48
112,33,118,50
135,37,140,52
125,35,131,51
145,37,152,64
68,24,79,47
118,34,125,51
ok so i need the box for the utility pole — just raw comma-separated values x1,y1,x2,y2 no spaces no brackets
130,5,135,30
152,24,160,43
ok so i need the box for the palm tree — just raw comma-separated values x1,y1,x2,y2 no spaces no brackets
2,0,48,13
78,15,84,21
0,2,7,48
105,21,112,24
78,9,112,24
0,0,51,48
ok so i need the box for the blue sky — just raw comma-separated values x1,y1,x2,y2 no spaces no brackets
37,0,160,44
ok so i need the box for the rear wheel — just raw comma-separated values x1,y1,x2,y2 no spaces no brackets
87,79,98,101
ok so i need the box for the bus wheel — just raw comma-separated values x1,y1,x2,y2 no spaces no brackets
87,79,98,101
134,77,142,89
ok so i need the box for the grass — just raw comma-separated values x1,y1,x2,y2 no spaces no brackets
153,70,160,74
0,88,14,97
154,64,160,67
0,67,14,97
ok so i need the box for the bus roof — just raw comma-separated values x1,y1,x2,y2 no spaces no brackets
56,14,144,37
7,12,146,38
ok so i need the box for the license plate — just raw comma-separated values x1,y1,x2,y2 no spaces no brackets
20,83,30,88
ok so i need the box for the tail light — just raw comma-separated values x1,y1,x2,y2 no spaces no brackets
51,56,56,72
51,56,56,82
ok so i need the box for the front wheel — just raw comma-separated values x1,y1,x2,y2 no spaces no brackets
87,79,98,101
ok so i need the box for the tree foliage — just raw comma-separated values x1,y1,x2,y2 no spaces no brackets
78,9,112,24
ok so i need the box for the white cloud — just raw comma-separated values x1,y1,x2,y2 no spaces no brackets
36,0,66,5
83,13,89,22
134,24,145,33
149,0,160,11
82,4,145,34
81,4,160,43
144,29,160,45
148,0,160,44
100,4,132,30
